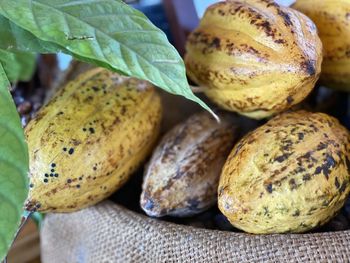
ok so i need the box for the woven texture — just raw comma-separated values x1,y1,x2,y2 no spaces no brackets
41,201,350,263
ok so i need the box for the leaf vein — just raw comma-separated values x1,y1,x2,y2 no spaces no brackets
30,0,181,88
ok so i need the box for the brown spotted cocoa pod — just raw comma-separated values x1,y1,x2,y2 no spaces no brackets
140,111,238,217
219,111,350,233
185,0,322,119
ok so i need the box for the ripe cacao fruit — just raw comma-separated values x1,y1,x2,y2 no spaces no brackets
293,0,350,90
25,68,162,212
218,111,350,233
185,0,322,119
141,111,237,217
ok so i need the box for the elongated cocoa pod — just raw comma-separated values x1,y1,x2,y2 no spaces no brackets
141,111,238,217
25,68,162,212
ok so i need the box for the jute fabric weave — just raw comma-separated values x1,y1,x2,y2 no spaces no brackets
41,201,350,263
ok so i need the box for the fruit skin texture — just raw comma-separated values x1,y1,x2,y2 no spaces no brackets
218,111,350,234
185,0,322,119
141,112,238,217
293,0,350,90
25,68,162,213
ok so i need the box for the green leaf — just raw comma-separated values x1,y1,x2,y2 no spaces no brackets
0,0,214,115
0,63,29,261
0,49,36,82
0,15,61,53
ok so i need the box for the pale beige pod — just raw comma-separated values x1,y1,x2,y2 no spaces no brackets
141,111,238,217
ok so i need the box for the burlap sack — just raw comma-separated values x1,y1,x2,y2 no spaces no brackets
41,201,350,263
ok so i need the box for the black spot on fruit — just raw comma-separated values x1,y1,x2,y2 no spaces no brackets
68,148,74,155
89,127,95,134
275,39,286,44
339,181,347,193
315,166,322,175
335,177,340,189
256,20,274,38
301,60,316,75
43,178,48,183
292,210,300,217
277,9,292,27
51,163,56,167
287,96,294,105
297,133,304,140
211,37,221,49
345,157,350,173
263,206,270,216
275,153,292,163
67,179,72,183
265,183,273,193
289,179,297,190
317,142,327,151
303,174,311,181
315,154,336,180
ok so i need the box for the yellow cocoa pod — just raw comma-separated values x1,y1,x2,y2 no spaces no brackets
25,68,162,212
185,0,322,119
218,111,350,234
293,0,350,90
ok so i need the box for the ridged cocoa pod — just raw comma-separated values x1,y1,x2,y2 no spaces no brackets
185,0,322,119
219,111,350,233
293,0,350,90
141,112,238,217
25,68,162,212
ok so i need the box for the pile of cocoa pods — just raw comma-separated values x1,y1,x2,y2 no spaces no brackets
21,0,350,234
